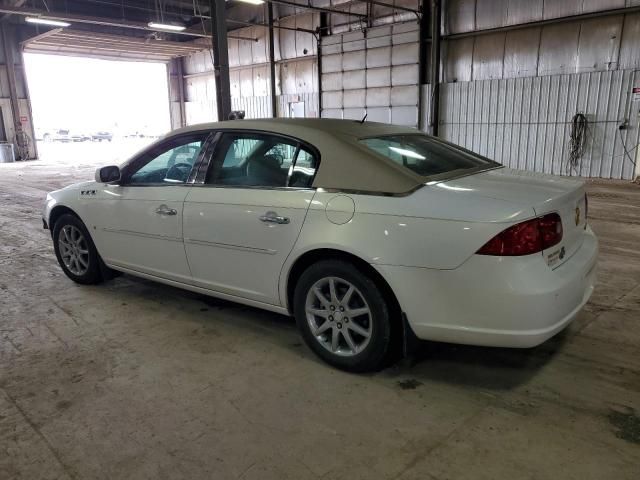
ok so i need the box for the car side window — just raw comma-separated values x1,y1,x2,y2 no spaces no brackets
127,134,208,185
208,133,317,188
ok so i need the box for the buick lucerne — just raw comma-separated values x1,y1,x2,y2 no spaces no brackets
43,119,598,371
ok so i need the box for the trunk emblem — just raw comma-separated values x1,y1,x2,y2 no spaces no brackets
575,207,580,226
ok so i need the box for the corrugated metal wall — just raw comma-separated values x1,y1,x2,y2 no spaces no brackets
444,12,640,82
181,13,319,124
438,70,640,180
320,22,421,126
435,5,640,179
445,0,640,34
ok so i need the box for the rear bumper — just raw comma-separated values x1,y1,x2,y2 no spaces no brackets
375,226,598,348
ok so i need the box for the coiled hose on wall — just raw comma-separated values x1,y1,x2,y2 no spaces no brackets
568,113,588,174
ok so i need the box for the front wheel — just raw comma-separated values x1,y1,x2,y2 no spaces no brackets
293,260,392,372
52,214,104,285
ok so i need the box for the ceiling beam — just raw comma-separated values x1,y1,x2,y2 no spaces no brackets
0,4,209,37
265,0,367,18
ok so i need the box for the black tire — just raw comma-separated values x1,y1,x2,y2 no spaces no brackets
52,214,104,285
293,260,392,372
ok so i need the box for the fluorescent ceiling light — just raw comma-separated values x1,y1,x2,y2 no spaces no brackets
25,17,71,27
147,22,186,32
388,146,426,160
235,0,265,4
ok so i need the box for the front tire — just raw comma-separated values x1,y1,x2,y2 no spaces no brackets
293,260,392,372
52,214,104,285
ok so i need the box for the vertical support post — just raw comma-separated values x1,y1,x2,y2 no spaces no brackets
317,12,328,119
268,2,277,117
176,59,187,127
1,24,24,159
210,0,231,121
429,0,441,136
417,0,429,131
167,58,187,128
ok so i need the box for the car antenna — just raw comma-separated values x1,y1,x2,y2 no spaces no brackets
360,113,367,124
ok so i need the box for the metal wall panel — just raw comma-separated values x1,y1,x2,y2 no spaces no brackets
503,28,541,78
433,70,640,179
577,16,623,72
619,13,640,70
231,95,271,119
446,0,476,33
277,93,319,118
537,23,581,75
444,14,639,81
472,33,507,80
476,0,508,30
543,0,583,19
507,0,543,25
582,0,626,13
444,38,474,82
445,0,633,34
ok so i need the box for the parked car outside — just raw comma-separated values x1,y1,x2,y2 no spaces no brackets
70,131,90,142
92,131,113,142
42,119,598,371
43,129,71,142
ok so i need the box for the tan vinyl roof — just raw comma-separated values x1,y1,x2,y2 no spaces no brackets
173,119,426,194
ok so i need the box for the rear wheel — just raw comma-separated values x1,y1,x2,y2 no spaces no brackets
293,260,392,372
52,214,104,285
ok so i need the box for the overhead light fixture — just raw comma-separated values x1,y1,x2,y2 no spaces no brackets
235,0,265,4
25,17,71,27
147,22,186,32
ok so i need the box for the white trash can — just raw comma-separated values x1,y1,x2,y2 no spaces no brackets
0,143,15,163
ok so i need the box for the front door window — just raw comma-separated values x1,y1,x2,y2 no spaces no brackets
126,133,209,185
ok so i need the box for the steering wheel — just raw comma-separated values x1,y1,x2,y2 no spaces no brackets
165,162,192,183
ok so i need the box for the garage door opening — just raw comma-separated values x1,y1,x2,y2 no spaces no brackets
24,53,171,166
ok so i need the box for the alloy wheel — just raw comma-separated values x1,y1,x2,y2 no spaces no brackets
58,225,90,276
305,276,373,356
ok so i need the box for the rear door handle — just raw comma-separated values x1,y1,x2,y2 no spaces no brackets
259,211,290,224
155,205,177,216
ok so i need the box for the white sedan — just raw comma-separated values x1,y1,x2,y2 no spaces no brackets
43,119,598,371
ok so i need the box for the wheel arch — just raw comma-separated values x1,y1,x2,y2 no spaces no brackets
284,248,402,319
48,205,81,236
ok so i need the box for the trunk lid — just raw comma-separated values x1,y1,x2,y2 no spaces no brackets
439,168,587,267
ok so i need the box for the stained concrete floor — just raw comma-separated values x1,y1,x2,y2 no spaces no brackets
1,150,639,479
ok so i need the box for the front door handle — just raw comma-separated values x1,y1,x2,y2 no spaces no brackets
155,205,177,216
259,211,290,224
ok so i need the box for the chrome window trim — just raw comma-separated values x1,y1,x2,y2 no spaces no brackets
188,183,316,192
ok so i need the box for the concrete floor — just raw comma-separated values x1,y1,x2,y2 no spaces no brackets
1,149,639,479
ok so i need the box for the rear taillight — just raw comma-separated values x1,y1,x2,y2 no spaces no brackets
477,213,563,256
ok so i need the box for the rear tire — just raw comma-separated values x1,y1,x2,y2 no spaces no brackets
293,260,392,372
52,214,104,285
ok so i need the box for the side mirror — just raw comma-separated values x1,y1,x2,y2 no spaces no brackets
95,165,121,183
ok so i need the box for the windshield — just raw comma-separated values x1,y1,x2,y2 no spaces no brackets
360,134,498,178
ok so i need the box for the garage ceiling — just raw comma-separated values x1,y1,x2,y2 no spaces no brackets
22,29,209,62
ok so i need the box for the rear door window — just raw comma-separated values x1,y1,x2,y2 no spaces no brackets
207,132,318,188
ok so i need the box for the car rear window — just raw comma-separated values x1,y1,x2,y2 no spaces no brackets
359,134,498,178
